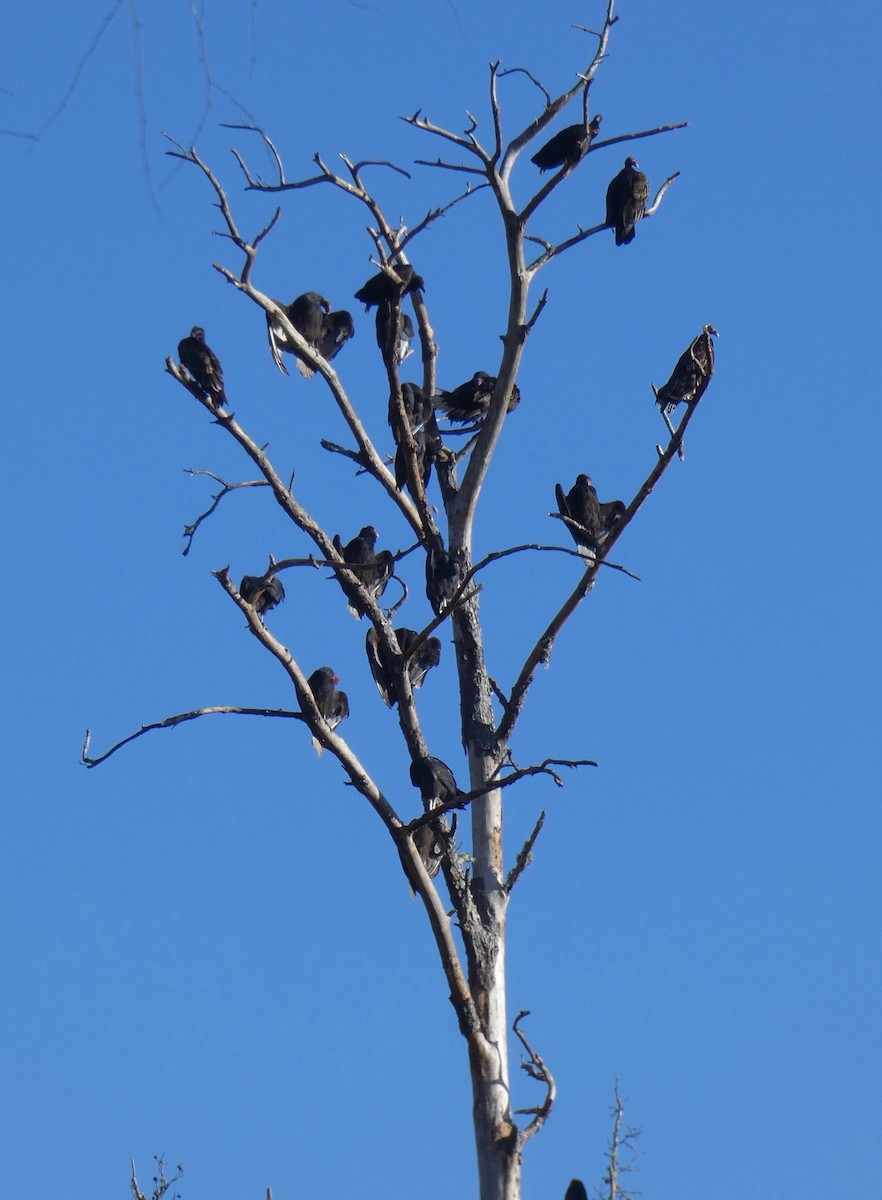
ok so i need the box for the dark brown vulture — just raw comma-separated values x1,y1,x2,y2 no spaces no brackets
531,114,601,173
389,382,439,495
306,666,350,754
354,264,425,310
425,545,463,616
555,474,625,553
239,573,285,615
411,823,445,886
605,157,650,245
267,291,354,378
434,371,521,429
375,301,415,367
410,755,463,809
365,627,442,708
653,325,719,413
332,525,394,618
178,327,227,406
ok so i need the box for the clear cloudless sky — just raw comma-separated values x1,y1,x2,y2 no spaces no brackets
2,1,880,1197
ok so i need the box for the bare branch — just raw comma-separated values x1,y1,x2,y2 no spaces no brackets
601,1080,641,1200
82,707,303,768
497,392,704,746
506,811,546,892
401,109,490,163
162,134,280,285
512,1011,556,1144
182,469,269,556
399,180,490,251
497,65,551,108
591,121,688,155
412,158,487,176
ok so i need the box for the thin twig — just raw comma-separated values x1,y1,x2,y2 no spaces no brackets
512,1011,556,1144
506,810,546,892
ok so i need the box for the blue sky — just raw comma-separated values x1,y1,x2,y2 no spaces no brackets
2,1,881,1197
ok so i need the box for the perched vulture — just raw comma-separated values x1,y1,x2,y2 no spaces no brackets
605,157,650,245
411,823,445,885
653,325,719,413
178,326,227,406
306,665,350,755
564,1182,588,1200
425,545,463,616
389,382,439,495
375,301,415,367
332,525,394,618
555,474,625,553
434,371,521,428
410,755,463,810
365,627,442,707
354,264,425,310
267,291,354,377
239,573,285,615
531,114,601,173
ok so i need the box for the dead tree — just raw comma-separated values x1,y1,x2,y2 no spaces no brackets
83,5,714,1198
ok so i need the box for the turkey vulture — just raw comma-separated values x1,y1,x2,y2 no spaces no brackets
605,157,650,245
178,327,227,406
239,573,285,615
365,627,442,707
267,292,354,377
425,545,463,616
531,114,602,173
332,525,394,617
375,301,415,367
653,325,719,414
434,371,521,428
306,665,350,754
389,382,439,494
410,755,463,809
564,1181,588,1200
354,264,425,310
412,822,445,884
555,474,625,553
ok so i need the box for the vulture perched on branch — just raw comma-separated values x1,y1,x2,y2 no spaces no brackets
365,627,442,708
605,157,650,245
531,114,602,173
376,301,415,367
407,754,463,894
389,382,439,495
306,666,350,755
267,291,354,377
434,371,520,429
555,474,625,553
354,264,425,310
239,573,285,615
410,755,463,810
178,327,227,406
332,526,394,618
653,325,719,413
